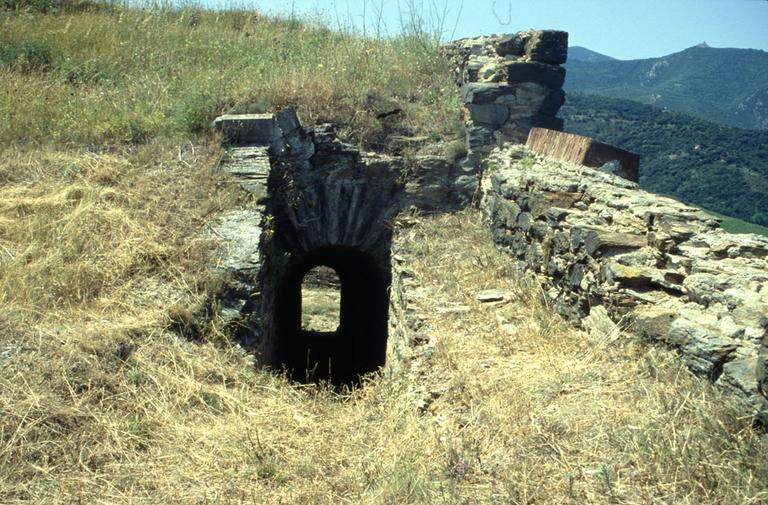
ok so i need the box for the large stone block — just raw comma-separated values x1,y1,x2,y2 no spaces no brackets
461,83,517,104
213,114,276,145
468,103,509,126
506,62,566,90
540,89,566,116
525,30,568,64
531,114,565,131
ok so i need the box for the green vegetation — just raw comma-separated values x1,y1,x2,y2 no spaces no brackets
565,45,768,130
0,3,460,147
561,92,768,227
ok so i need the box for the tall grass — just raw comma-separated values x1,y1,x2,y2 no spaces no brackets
2,210,766,503
0,4,461,147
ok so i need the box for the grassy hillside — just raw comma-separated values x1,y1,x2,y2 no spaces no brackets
701,208,768,237
2,4,767,503
0,3,460,147
565,45,768,130
560,92,768,227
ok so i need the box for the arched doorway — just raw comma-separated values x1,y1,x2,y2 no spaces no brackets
273,246,390,385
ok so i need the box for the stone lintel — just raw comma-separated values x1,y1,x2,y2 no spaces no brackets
213,114,276,145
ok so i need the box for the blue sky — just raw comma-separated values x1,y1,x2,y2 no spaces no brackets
207,0,768,59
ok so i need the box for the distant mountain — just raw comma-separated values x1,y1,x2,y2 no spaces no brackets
564,45,768,130
568,46,616,62
560,92,768,226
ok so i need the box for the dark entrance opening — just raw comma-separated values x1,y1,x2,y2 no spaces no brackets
274,246,389,385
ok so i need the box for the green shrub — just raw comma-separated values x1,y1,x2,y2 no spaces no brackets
0,37,54,73
56,58,110,86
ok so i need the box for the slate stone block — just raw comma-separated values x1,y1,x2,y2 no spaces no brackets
506,62,566,90
540,89,566,116
468,103,509,126
461,83,517,105
531,114,565,131
496,32,530,57
213,114,275,145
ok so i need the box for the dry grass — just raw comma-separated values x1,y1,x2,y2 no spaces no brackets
301,267,341,332
2,209,766,504
394,211,768,504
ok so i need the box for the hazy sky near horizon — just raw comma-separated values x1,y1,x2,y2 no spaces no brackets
205,0,768,59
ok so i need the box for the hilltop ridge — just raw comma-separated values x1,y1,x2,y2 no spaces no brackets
565,44,768,130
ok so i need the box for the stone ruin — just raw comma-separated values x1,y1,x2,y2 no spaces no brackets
444,30,568,166
208,30,768,425
211,107,474,385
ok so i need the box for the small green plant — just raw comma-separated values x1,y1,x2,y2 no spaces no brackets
519,153,536,170
593,462,614,496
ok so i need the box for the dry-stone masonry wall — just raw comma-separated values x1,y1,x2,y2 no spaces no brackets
481,144,768,425
444,30,568,168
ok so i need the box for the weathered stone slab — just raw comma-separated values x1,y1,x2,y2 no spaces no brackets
476,290,507,303
572,226,647,255
505,62,566,89
461,83,518,104
495,32,529,57
542,191,582,209
526,128,640,182
468,103,510,126
213,114,276,145
210,209,263,272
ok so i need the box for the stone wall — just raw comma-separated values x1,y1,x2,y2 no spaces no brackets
444,30,568,167
481,144,768,425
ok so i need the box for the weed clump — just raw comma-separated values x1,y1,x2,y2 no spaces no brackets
0,37,54,73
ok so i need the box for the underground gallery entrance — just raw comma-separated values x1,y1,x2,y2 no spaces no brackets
273,246,390,385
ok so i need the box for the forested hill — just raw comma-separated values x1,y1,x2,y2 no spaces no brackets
564,45,768,130
560,92,768,226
